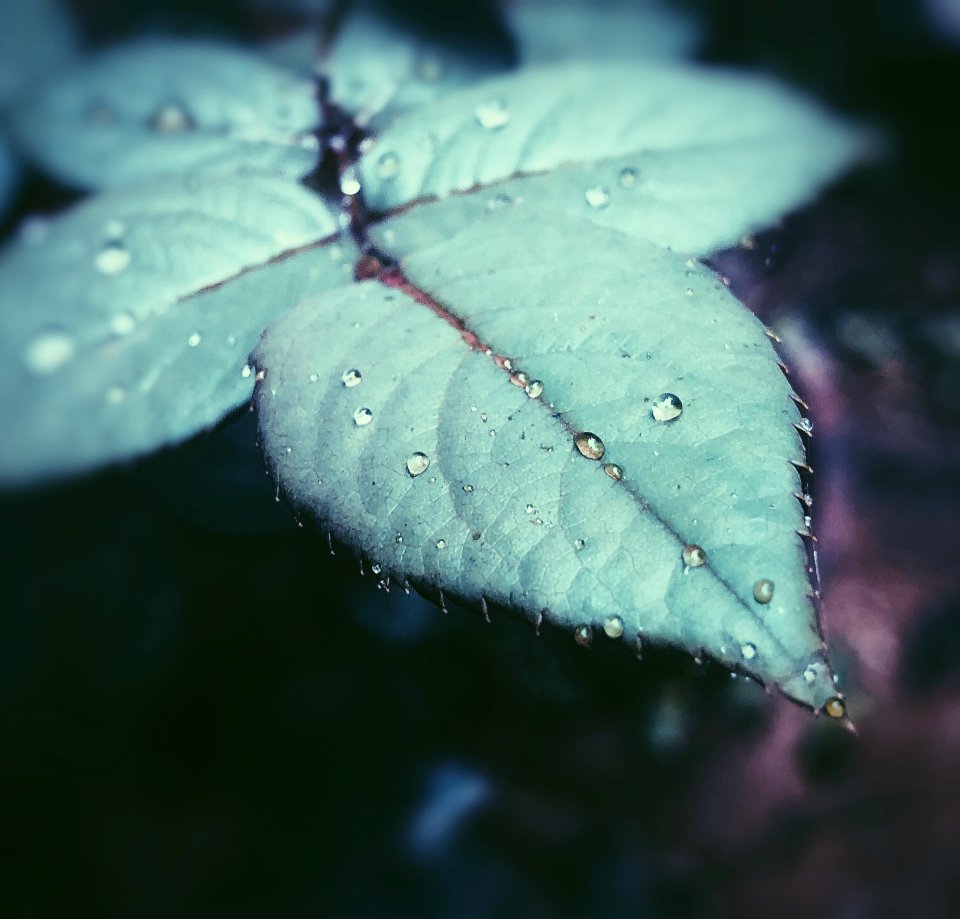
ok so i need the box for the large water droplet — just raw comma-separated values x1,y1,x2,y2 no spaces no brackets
149,102,194,133
584,186,611,209
376,151,401,179
574,538,586,550
574,431,605,460
651,393,683,423
618,166,639,189
682,544,706,568
740,642,757,660
753,579,775,604
603,615,624,639
24,328,76,376
353,407,373,426
406,452,430,477
435,538,447,550
187,332,202,348
525,380,544,398
95,241,131,275
339,167,361,196
462,484,474,493
341,368,362,387
603,463,623,481
474,97,510,130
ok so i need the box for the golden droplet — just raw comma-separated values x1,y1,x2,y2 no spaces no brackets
574,624,593,648
682,544,707,568
823,697,847,719
753,578,775,604
574,432,605,460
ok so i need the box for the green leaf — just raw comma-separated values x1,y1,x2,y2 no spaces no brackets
0,0,79,107
11,40,322,190
253,206,838,712
0,174,351,485
359,61,861,254
507,0,701,64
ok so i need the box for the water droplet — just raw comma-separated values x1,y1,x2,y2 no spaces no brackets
740,642,757,660
341,368,362,387
574,431,605,460
241,364,252,378
480,412,488,422
95,241,131,275
353,407,373,426
525,503,535,514
435,538,447,550
488,429,496,437
149,102,194,133
511,371,529,386
395,534,404,545
104,384,126,405
823,697,846,719
797,417,814,434
371,562,382,575
339,167,361,196
474,97,510,130
603,615,624,639
406,452,430,477
502,358,513,371
525,380,543,398
376,151,401,179
682,544,706,568
187,332,202,348
584,185,611,209
308,372,319,383
462,484,474,493
618,166,639,189
803,663,819,684
603,463,623,481
24,328,76,375
651,393,683,423
574,625,593,649
574,538,586,550
753,579,775,604
684,287,695,297
109,311,137,337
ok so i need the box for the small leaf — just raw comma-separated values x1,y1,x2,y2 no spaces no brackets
254,207,837,710
322,9,506,128
11,40,321,189
359,61,861,254
0,174,350,485
507,0,701,64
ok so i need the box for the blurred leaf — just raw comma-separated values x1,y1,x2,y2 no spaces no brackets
0,174,350,485
11,40,322,189
506,0,701,63
254,207,838,710
359,61,861,254
0,0,79,107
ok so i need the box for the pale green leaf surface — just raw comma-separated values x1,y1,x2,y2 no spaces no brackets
0,175,349,484
360,62,860,254
255,209,836,709
11,40,321,189
506,0,701,63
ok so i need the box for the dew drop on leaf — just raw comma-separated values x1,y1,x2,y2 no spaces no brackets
803,663,819,685
753,578,775,604
603,463,623,481
574,625,593,648
682,544,707,568
406,451,430,477
376,151,401,179
474,97,510,130
462,484,474,493
584,185,611,208
24,328,76,376
308,373,319,383
94,241,131,275
618,166,640,189
341,368,362,387
574,538,586,550
525,503,535,514
823,697,847,719
436,538,447,550
740,642,757,660
651,392,683,422
525,380,544,398
353,407,373,426
110,311,137,337
241,364,252,379
187,332,202,348
574,431,605,460
149,102,194,134
603,615,624,639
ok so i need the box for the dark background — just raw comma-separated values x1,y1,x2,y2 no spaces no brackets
2,1,959,916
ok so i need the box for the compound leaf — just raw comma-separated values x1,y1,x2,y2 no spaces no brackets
11,40,322,190
254,206,839,713
0,174,349,485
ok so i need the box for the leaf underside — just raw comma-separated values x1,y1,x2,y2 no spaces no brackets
254,207,836,711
